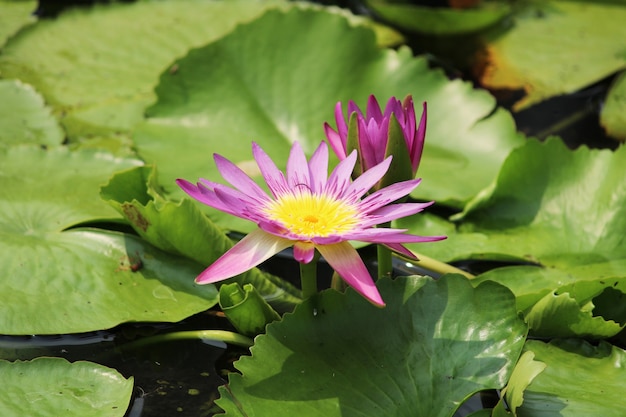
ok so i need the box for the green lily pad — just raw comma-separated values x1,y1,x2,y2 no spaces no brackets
0,0,36,48
0,79,64,148
0,0,286,139
0,146,218,334
100,165,301,312
217,275,527,417
0,357,133,417
493,350,546,417
476,1,626,110
134,7,523,232
365,0,511,35
601,70,626,141
402,138,626,267
505,339,626,417
400,138,626,338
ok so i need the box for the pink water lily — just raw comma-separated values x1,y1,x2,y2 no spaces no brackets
324,95,427,181
177,141,444,306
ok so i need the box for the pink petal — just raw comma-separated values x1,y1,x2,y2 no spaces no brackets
358,117,381,171
326,150,357,198
324,123,347,160
342,228,446,244
384,242,417,259
287,141,310,190
317,242,385,307
365,95,383,121
345,156,391,200
308,141,329,194
195,229,292,284
334,101,349,141
177,179,230,213
214,153,268,201
252,142,290,198
359,179,422,213
293,241,316,263
361,201,433,227
411,102,427,174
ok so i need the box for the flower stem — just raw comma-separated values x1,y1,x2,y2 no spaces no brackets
377,221,393,279
119,330,253,350
300,254,319,300
401,252,475,279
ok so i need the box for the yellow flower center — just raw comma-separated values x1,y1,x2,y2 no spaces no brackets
264,193,359,238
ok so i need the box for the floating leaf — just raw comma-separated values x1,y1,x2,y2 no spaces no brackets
402,138,626,268
0,357,133,417
134,6,523,233
510,339,626,417
100,165,302,312
0,146,218,334
0,79,64,148
217,275,527,417
600,70,626,141
476,1,626,110
365,0,511,35
0,0,36,48
0,0,286,138
492,350,546,417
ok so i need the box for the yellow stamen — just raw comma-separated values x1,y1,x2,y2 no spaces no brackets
264,192,359,238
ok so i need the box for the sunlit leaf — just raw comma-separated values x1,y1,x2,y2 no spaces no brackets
217,275,527,417
0,79,64,148
510,339,626,417
402,138,626,268
476,1,626,110
600,70,626,141
0,0,286,139
0,357,133,417
0,146,218,334
0,0,36,48
492,350,546,417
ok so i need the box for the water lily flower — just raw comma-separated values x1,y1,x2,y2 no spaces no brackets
177,141,444,306
324,95,427,187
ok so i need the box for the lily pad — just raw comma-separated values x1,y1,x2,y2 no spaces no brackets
600,70,626,141
0,0,286,138
0,357,133,417
506,339,626,417
402,138,626,267
0,146,218,334
476,1,626,110
0,0,36,48
0,79,64,148
217,275,527,417
134,7,523,233
365,0,511,35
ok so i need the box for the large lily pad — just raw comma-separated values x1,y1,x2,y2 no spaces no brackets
600,70,626,141
476,1,626,110
399,138,626,338
0,0,286,138
498,339,626,417
217,275,527,417
0,0,36,48
402,138,626,268
0,357,133,417
0,146,218,334
0,79,64,148
134,7,523,233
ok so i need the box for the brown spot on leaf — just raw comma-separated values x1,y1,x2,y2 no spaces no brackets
122,203,150,232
